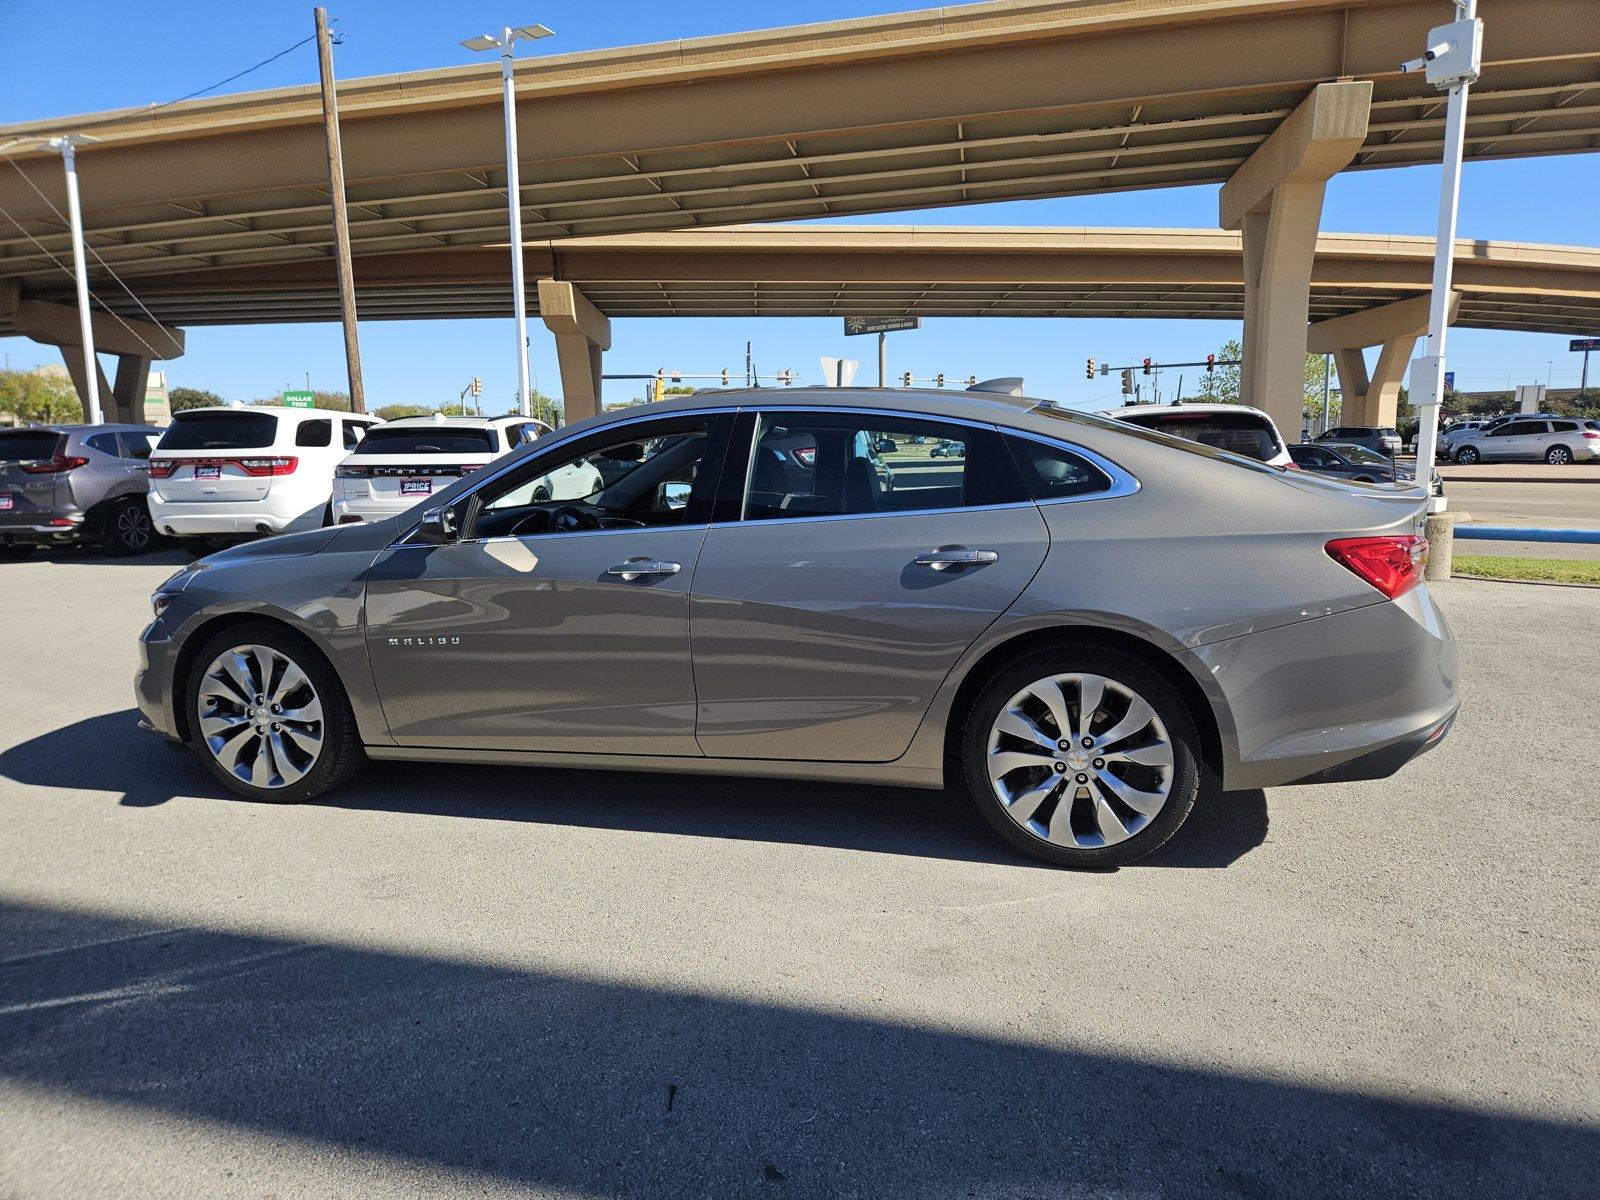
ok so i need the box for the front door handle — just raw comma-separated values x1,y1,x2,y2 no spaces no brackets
915,547,999,571
606,557,682,581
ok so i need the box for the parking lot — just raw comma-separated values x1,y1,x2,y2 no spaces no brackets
0,549,1594,1198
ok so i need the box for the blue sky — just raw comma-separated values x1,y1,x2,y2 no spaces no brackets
2,0,1597,411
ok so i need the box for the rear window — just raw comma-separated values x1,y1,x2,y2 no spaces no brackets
158,411,278,451
0,430,64,461
351,426,496,455
1115,410,1283,462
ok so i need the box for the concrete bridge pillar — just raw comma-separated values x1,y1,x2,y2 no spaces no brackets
1220,81,1371,439
538,279,611,424
1309,292,1460,428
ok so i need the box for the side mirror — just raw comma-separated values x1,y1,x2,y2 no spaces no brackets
412,505,461,545
660,480,692,510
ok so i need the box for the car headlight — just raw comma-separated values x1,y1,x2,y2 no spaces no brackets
150,566,198,618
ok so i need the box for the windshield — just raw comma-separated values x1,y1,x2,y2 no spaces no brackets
353,426,496,455
158,411,277,451
0,430,64,461
1113,410,1283,462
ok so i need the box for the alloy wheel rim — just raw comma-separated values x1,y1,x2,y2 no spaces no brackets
986,672,1173,849
118,504,151,550
198,644,324,789
1551,448,1570,464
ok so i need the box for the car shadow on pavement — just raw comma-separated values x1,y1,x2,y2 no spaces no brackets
0,896,1591,1198
0,709,1268,870
0,546,191,568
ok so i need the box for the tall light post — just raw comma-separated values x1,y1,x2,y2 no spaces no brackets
462,23,553,419
1407,1,1482,504
48,134,103,424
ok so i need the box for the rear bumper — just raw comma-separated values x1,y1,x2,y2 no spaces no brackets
1188,583,1460,790
0,510,86,543
331,494,421,524
149,500,319,537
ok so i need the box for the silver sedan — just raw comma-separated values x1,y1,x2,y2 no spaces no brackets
137,389,1459,868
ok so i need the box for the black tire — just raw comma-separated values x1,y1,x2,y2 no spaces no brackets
1546,445,1572,465
1352,475,1375,484
0,544,36,560
1455,446,1480,465
960,644,1203,868
102,496,156,555
184,619,367,804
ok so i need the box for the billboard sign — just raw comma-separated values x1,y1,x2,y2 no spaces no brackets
844,316,920,336
282,390,315,408
1569,338,1600,352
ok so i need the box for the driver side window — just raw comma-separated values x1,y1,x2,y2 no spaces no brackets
467,418,714,539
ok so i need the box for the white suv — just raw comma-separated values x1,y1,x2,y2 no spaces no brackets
149,406,379,542
1103,402,1293,468
331,415,552,524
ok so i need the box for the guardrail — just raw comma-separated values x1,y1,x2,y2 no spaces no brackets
1453,525,1600,545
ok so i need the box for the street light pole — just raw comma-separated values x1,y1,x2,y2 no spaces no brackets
48,135,101,425
462,23,554,419
1409,0,1482,504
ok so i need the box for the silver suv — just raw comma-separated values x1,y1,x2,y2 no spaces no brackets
0,424,164,556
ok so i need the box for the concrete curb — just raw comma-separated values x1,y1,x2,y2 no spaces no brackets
1449,573,1600,590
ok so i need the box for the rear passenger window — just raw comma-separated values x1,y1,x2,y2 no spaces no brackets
1004,436,1112,500
741,413,1024,521
84,433,119,455
1552,421,1578,433
342,420,369,449
296,420,332,447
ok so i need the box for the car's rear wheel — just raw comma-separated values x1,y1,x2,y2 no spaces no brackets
1455,446,1480,465
1546,445,1572,465
103,497,155,555
0,544,35,560
962,646,1202,868
185,621,366,803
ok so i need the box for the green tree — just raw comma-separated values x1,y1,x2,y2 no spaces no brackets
373,403,432,421
169,386,224,412
0,369,83,424
1196,339,1341,426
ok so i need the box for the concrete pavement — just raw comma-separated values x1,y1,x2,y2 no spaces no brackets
0,551,1595,1198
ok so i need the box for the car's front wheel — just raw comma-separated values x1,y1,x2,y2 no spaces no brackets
1546,445,1573,465
1455,446,1480,464
185,621,366,803
962,646,1202,868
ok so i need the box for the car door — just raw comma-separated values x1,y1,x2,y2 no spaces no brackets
688,409,1049,763
363,412,732,754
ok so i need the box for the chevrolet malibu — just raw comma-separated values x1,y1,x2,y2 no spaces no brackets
136,389,1459,868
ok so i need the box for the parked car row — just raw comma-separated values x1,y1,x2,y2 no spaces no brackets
0,406,558,558
1446,417,1599,465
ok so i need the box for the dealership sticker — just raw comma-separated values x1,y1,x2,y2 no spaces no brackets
400,478,433,496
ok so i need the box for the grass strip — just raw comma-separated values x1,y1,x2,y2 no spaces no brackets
1452,555,1600,585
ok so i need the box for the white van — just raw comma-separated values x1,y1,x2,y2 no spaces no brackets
1103,402,1293,468
148,406,380,542
331,415,551,524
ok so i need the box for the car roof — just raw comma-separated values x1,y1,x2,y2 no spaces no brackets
174,404,360,419
591,386,1041,426
1100,402,1277,420
368,415,506,429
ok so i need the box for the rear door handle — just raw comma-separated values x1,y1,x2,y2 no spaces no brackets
606,558,682,581
915,547,999,571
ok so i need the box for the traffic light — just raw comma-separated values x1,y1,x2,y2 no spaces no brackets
776,369,793,386
902,371,912,387
470,377,482,396
1121,369,1133,395
1205,354,1215,374
935,372,945,388
1142,357,1152,376
966,375,977,386
1086,357,1096,380
652,376,665,402
720,368,729,386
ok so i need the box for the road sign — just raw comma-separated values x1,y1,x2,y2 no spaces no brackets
283,390,314,408
1570,338,1600,352
844,316,920,336
819,356,860,387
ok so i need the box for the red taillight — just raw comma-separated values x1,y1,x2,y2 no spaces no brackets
236,457,297,477
1326,535,1428,600
1583,431,1599,440
148,459,177,478
21,454,89,474
1283,461,1301,470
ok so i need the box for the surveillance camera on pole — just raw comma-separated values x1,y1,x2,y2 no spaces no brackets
1405,2,1484,506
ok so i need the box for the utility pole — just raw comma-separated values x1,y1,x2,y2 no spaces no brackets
878,331,887,388
46,136,101,424
1321,353,1333,434
1408,0,1482,503
315,7,366,413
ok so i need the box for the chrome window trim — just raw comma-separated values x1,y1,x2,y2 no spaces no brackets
731,407,1141,525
